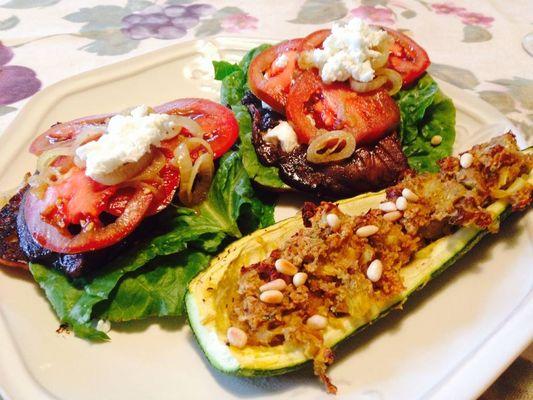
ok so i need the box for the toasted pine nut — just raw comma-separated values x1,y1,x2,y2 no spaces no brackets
430,135,442,146
227,327,248,348
379,201,397,212
326,213,341,231
275,259,298,276
356,224,379,238
260,290,284,304
383,211,402,222
307,314,328,330
402,188,419,202
460,152,473,168
395,196,408,211
366,259,383,282
96,319,111,333
260,278,287,292
293,272,308,287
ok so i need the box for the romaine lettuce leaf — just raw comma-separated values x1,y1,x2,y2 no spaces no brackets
97,252,211,322
30,151,274,340
213,45,289,189
394,74,456,172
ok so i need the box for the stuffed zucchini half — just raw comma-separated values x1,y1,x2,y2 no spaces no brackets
186,134,532,393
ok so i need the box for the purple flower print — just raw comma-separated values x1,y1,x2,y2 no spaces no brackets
431,3,466,15
350,6,395,25
0,43,13,66
0,42,41,105
457,11,494,28
220,12,258,33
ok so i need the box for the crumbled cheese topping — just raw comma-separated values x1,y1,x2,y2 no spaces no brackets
273,53,289,69
75,105,179,181
263,121,299,152
299,18,389,84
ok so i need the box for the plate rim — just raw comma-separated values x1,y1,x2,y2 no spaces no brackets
0,36,531,400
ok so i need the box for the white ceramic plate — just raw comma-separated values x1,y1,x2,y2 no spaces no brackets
0,38,531,400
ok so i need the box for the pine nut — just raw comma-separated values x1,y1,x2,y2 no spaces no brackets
307,314,328,330
356,224,379,238
96,319,111,333
260,290,284,304
402,188,419,202
430,135,442,146
260,278,287,292
293,272,308,287
379,201,397,212
367,259,383,282
227,327,248,348
383,211,402,222
395,196,408,211
275,258,298,276
326,213,341,231
460,152,473,168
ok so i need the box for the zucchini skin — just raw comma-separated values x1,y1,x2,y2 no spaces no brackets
185,202,515,377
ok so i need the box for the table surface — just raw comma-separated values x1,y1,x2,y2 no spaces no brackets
0,0,531,398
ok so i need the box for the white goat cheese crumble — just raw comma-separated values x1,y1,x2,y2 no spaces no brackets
263,121,299,152
273,53,289,69
299,18,389,84
75,105,179,182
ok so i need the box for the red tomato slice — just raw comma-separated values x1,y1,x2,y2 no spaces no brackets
30,99,238,159
301,27,430,87
154,98,238,158
23,182,152,254
248,39,303,113
286,70,400,144
301,29,330,50
106,163,180,217
25,98,236,254
382,28,430,86
29,114,110,156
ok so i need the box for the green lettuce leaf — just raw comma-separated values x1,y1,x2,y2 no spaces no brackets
30,151,274,340
394,74,456,172
232,104,290,189
213,45,289,189
98,252,211,322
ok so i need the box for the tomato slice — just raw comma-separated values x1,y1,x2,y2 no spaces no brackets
29,114,110,156
154,98,239,158
381,28,430,86
31,99,238,159
248,39,303,113
300,27,430,87
23,183,152,254
286,70,400,144
25,98,236,254
301,29,330,50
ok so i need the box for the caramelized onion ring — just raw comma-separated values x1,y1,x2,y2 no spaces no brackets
306,130,356,164
172,138,214,206
377,68,403,96
172,116,204,138
349,75,388,93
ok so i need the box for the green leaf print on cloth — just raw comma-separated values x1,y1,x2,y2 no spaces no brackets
428,63,480,90
463,25,492,43
2,0,61,8
0,16,19,30
290,0,348,24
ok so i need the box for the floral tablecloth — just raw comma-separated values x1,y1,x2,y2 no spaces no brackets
0,0,531,397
